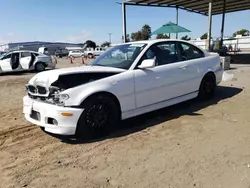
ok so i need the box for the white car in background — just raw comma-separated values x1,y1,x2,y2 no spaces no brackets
68,50,84,58
0,50,56,73
23,39,223,140
84,47,105,58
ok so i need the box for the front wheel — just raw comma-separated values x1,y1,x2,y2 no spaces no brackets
75,95,120,140
198,74,216,100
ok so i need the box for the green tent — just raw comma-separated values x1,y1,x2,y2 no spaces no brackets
151,21,191,36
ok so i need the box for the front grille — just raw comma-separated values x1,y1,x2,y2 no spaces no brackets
27,85,37,93
37,86,47,94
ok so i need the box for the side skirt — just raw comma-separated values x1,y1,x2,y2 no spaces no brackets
121,91,198,120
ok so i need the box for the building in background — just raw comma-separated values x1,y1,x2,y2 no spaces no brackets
0,41,84,55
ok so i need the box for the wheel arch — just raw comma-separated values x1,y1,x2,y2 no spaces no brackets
34,61,47,67
201,71,216,84
80,91,122,116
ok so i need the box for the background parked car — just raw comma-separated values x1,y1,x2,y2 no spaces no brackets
68,50,84,58
54,49,69,58
83,47,105,58
0,50,56,73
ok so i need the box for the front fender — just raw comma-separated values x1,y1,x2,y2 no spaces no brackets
62,71,136,112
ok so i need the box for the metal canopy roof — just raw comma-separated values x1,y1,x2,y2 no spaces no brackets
125,0,250,16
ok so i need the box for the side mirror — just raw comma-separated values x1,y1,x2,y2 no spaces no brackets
138,59,155,69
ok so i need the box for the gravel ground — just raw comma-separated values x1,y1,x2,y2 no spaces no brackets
0,61,250,188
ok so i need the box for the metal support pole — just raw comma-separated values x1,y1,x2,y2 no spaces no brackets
108,33,112,43
176,6,179,39
122,3,127,43
207,1,213,51
220,0,226,49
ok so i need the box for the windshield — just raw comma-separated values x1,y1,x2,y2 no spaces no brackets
0,53,6,59
89,43,147,70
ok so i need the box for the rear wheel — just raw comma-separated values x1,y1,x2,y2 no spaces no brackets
75,95,120,140
198,73,216,100
35,62,45,72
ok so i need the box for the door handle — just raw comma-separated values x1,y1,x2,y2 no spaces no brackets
156,76,161,80
179,65,187,70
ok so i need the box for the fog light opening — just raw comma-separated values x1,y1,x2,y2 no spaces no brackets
52,119,58,126
47,117,58,126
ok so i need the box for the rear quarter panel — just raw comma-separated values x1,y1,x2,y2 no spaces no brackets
202,52,223,85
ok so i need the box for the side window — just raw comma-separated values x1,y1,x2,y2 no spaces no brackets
21,52,31,58
2,54,11,60
33,52,40,56
179,42,204,60
139,42,179,67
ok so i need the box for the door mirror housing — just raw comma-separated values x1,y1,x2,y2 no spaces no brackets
138,59,155,69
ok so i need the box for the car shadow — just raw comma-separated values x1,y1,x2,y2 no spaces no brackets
52,85,243,144
0,70,31,76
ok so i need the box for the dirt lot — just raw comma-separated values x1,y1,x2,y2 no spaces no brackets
0,60,250,188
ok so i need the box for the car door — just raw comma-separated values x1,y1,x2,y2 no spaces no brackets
19,52,32,70
0,53,12,72
134,41,193,108
176,41,206,94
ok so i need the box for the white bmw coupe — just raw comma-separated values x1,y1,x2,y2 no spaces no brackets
23,39,223,139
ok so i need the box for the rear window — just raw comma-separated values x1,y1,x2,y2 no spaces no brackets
21,52,31,57
33,52,40,56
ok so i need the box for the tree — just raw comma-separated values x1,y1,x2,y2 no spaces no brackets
131,31,142,41
181,35,191,41
156,34,169,39
200,33,208,40
130,24,152,41
232,29,250,37
141,24,151,40
85,40,96,49
101,41,111,47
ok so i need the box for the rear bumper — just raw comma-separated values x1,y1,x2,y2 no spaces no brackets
23,95,83,135
215,67,223,85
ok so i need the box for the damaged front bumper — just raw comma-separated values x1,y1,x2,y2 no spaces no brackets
23,95,83,135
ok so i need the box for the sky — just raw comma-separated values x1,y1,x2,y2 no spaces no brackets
0,0,249,45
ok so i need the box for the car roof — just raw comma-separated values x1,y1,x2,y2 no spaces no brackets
122,39,207,54
7,50,40,54
125,39,193,45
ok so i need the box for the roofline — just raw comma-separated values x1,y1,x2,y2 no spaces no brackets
6,50,41,54
121,2,207,16
124,0,250,16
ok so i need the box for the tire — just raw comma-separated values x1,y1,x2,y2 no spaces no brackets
75,94,120,140
35,62,45,72
198,73,216,100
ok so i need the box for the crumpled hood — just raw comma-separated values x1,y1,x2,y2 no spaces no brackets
28,65,125,87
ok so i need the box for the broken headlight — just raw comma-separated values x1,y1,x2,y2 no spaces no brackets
53,93,70,106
